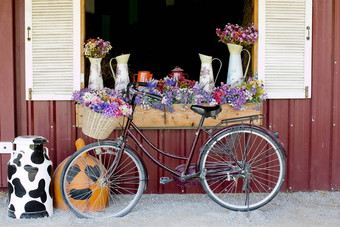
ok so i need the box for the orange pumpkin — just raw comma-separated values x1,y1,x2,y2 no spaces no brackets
53,139,109,212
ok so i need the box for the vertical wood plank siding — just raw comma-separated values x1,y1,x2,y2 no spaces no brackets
0,0,15,187
0,0,339,192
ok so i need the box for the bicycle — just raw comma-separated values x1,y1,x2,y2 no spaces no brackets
60,82,287,218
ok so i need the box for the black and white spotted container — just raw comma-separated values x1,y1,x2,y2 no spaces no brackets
7,136,53,219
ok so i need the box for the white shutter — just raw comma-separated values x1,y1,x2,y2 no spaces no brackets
25,0,80,100
258,0,312,99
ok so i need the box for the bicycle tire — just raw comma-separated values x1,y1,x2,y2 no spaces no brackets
199,126,286,211
60,141,146,218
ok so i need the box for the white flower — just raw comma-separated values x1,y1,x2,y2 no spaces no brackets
83,92,94,102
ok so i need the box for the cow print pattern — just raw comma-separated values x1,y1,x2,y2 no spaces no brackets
66,164,101,202
24,165,39,182
20,201,49,218
12,178,26,198
13,153,23,167
8,182,13,203
29,179,47,203
7,164,17,180
31,145,45,164
66,164,81,184
7,136,53,219
70,188,92,200
85,165,101,183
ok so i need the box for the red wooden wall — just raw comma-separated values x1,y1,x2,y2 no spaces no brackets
0,0,339,192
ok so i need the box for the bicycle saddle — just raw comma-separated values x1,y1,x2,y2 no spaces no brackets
190,105,222,118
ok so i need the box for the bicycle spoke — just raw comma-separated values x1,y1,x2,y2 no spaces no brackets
61,143,145,218
200,127,285,211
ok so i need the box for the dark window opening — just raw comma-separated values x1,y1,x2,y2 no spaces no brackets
85,0,252,88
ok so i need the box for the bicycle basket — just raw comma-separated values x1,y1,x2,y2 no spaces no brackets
82,107,121,139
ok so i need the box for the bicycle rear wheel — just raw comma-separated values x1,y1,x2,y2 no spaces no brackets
199,126,286,211
60,141,146,218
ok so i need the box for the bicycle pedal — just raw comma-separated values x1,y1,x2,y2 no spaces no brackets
160,177,173,184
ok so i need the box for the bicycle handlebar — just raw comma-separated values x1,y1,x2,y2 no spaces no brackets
127,82,163,104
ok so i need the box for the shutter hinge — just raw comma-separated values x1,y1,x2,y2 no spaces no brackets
306,26,310,40
27,26,31,41
28,88,32,100
305,86,309,98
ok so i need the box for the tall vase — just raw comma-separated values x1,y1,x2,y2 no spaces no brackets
88,57,103,89
226,43,243,87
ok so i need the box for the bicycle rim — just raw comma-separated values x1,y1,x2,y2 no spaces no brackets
60,142,146,218
200,127,286,211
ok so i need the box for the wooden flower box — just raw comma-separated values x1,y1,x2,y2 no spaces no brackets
76,103,262,129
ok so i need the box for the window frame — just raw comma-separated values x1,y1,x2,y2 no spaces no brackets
25,0,81,101
257,0,312,99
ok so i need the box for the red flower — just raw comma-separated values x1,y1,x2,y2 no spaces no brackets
214,91,225,103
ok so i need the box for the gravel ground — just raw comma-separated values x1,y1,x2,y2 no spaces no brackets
0,191,339,227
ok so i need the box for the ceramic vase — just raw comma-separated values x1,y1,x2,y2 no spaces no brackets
88,57,103,89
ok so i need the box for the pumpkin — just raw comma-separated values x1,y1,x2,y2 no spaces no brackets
53,139,109,212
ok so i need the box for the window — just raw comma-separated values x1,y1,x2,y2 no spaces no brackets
24,0,312,100
84,0,249,87
258,0,312,98
25,0,81,100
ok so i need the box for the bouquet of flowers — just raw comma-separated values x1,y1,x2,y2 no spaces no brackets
72,88,132,118
83,37,112,58
216,23,258,46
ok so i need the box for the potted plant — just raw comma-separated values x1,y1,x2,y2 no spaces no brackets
216,23,258,86
83,37,112,89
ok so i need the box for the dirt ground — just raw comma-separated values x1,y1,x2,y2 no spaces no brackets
0,191,339,227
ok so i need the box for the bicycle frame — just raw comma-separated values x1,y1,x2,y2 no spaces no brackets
111,84,285,183
115,115,266,182
117,116,207,180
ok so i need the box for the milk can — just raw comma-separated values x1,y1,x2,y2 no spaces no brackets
7,136,53,218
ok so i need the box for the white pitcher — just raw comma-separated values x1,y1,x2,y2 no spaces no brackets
199,53,222,92
226,43,251,87
109,54,130,91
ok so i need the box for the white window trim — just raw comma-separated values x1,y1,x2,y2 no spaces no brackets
25,0,81,101
258,0,312,99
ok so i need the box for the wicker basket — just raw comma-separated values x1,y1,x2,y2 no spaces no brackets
82,107,121,139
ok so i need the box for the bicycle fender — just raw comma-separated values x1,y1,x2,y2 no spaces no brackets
200,124,288,158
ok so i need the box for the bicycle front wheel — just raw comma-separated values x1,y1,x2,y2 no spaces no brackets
60,141,146,218
199,126,286,211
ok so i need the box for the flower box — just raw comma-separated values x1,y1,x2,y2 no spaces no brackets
76,103,262,129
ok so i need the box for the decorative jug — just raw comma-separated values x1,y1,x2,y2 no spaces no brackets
199,54,222,92
226,44,251,86
88,57,103,89
133,71,153,83
109,54,130,90
169,66,189,81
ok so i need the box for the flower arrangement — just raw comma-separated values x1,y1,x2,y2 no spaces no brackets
213,77,267,111
83,37,112,58
134,76,266,112
216,23,258,46
72,77,265,116
72,88,132,118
